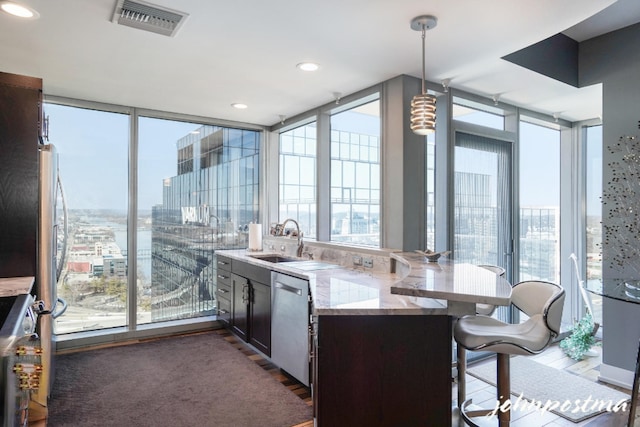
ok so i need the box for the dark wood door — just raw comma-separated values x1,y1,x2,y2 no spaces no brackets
249,281,271,356
231,274,248,341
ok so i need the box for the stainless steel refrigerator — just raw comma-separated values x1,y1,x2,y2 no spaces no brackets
32,143,68,411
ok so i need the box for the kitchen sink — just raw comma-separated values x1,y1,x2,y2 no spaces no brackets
249,254,299,263
248,254,342,271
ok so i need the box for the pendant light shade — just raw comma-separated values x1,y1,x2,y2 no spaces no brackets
410,93,436,135
410,15,437,136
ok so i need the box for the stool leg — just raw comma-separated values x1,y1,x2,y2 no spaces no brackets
497,353,510,426
457,344,466,409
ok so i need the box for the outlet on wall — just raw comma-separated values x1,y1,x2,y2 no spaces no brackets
352,255,363,266
363,258,373,268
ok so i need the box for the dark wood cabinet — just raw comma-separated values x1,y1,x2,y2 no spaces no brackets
231,273,249,341
313,314,452,426
0,72,43,279
227,259,271,356
248,280,270,354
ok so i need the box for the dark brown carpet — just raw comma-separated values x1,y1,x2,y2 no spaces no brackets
47,331,313,427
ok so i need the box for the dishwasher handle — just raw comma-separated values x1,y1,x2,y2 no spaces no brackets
274,281,303,296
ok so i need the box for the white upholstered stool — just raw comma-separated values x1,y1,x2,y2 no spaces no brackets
456,264,508,407
454,280,565,427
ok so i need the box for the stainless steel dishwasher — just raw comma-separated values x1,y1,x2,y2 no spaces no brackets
271,272,310,386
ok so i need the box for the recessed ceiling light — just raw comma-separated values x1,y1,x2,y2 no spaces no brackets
231,103,248,109
0,1,39,18
296,62,319,72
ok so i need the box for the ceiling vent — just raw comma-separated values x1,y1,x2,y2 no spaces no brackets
111,0,188,37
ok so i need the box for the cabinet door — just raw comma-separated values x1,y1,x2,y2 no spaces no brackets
315,315,452,426
231,274,248,341
0,73,42,279
249,281,271,356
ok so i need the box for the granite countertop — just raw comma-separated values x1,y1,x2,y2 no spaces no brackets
390,252,512,306
0,276,35,298
216,249,511,316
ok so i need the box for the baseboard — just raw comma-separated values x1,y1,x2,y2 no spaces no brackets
599,363,634,390
55,318,221,353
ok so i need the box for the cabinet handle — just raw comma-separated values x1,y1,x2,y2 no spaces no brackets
242,284,250,304
217,288,228,294
217,261,229,266
308,326,314,362
218,309,228,315
217,274,228,280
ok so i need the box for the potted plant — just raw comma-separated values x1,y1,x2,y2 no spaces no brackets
560,313,599,360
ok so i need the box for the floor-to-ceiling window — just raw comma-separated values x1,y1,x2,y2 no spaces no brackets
279,122,317,239
585,124,603,325
452,102,570,327
519,119,561,283
330,99,380,246
46,103,129,334
137,117,204,325
449,98,514,366
139,118,260,324
46,101,262,335
450,97,513,334
452,97,512,275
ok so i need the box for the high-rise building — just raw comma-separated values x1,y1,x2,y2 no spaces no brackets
150,125,261,321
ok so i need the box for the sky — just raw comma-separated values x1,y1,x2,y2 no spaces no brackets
46,103,197,212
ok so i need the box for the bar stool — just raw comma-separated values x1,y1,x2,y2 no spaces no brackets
454,280,565,427
456,264,508,407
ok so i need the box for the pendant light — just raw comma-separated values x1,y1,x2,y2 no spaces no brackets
410,15,437,135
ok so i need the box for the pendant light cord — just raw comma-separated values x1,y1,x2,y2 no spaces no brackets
421,25,426,95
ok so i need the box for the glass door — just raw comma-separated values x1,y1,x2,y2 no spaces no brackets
454,131,513,322
453,132,513,366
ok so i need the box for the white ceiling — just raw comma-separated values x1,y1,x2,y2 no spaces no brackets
1,0,639,127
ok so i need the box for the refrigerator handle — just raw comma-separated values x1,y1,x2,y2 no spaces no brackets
56,173,69,283
52,297,68,319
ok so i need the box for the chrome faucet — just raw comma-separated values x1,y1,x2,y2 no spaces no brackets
281,218,304,257
297,232,304,258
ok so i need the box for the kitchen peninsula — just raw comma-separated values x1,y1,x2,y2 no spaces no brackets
217,249,512,426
